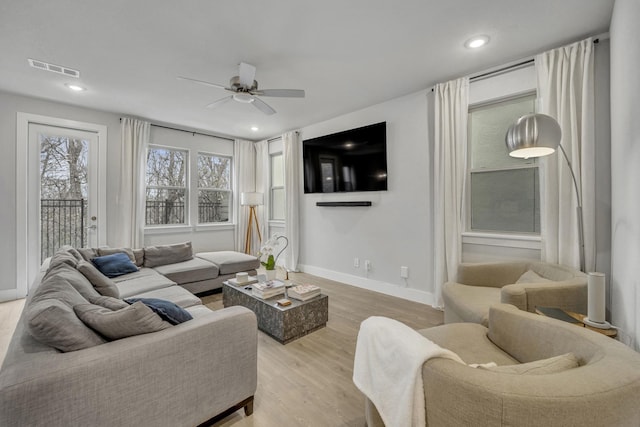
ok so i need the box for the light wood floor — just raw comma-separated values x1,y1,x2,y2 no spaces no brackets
201,272,443,427
0,273,443,427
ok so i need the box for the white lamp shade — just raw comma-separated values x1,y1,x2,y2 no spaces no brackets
240,192,264,206
505,113,562,159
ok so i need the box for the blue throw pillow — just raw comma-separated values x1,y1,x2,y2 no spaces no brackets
124,298,193,325
91,252,139,278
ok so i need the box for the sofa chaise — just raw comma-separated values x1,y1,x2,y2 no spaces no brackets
0,244,259,426
364,304,640,426
443,261,587,326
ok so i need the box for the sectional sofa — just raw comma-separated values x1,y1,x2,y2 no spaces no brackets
0,243,260,427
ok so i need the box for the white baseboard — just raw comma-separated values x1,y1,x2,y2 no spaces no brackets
0,289,20,303
299,264,435,306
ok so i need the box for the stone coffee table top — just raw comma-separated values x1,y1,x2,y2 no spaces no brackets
223,281,328,344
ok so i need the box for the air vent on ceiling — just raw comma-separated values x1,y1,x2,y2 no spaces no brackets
28,58,80,78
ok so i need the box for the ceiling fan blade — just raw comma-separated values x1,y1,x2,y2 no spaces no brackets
238,62,256,87
251,97,276,115
177,76,228,90
205,96,233,109
256,89,305,98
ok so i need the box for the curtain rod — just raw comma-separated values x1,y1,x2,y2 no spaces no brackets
267,130,299,142
432,36,605,91
119,118,234,141
469,59,534,82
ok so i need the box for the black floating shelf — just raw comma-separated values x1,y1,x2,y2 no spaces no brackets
316,201,372,207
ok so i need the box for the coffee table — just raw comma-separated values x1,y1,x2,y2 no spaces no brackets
223,281,329,344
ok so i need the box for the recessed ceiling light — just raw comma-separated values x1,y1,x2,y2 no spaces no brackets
250,126,259,132
65,83,86,92
465,35,489,49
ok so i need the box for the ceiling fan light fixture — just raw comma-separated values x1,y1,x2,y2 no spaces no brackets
233,93,254,103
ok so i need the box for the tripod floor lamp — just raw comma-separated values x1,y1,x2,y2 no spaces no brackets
241,192,263,255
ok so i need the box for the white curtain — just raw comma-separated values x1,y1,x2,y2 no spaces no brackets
255,140,269,246
537,38,595,271
234,139,257,253
432,78,469,308
283,131,301,271
116,118,149,248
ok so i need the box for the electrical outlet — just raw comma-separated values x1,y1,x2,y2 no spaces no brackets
400,266,409,278
365,260,371,271
354,257,360,268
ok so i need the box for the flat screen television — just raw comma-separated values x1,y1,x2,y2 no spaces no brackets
303,122,387,193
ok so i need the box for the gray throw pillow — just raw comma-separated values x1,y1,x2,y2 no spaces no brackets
26,266,106,352
97,247,137,264
143,242,193,267
74,302,171,340
88,295,129,311
76,260,120,298
77,247,98,262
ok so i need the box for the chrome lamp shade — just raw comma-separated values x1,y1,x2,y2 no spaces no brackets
505,113,562,159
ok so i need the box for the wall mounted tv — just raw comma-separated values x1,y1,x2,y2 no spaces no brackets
303,122,387,193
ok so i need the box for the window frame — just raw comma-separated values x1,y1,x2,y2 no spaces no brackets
196,151,233,225
466,92,540,236
145,144,189,227
269,152,285,222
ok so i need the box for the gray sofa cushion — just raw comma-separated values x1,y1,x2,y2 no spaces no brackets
133,285,203,308
74,302,171,340
196,251,259,275
47,249,80,271
112,268,176,298
77,247,98,261
43,262,100,301
76,260,120,298
97,247,137,264
152,257,219,285
25,264,106,352
144,242,193,268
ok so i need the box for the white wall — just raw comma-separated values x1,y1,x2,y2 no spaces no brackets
0,91,237,300
610,0,640,350
299,90,435,304
0,91,121,299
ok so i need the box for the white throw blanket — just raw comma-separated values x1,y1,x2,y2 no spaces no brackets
353,316,465,427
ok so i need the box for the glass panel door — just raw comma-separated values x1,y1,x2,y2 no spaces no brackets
29,124,100,262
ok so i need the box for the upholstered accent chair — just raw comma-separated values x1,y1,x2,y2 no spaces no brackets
443,261,587,326
364,304,640,426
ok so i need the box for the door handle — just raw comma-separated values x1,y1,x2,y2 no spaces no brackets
86,224,97,230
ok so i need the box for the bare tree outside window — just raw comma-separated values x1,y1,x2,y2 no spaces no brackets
40,135,88,260
197,153,231,223
146,147,187,225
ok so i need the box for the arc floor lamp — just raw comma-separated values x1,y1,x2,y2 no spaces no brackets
505,113,585,272
505,114,611,330
241,192,263,255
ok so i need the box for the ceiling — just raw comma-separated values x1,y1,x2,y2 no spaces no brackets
0,0,614,140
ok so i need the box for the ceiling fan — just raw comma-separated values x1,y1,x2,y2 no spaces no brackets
178,62,305,115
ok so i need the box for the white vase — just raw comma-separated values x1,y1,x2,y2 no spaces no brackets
265,269,277,281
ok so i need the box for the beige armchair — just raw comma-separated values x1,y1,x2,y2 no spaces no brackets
443,261,587,326
365,304,640,426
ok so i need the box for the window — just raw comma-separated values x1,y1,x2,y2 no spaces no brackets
197,153,231,223
270,153,285,220
468,94,539,233
145,146,187,225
